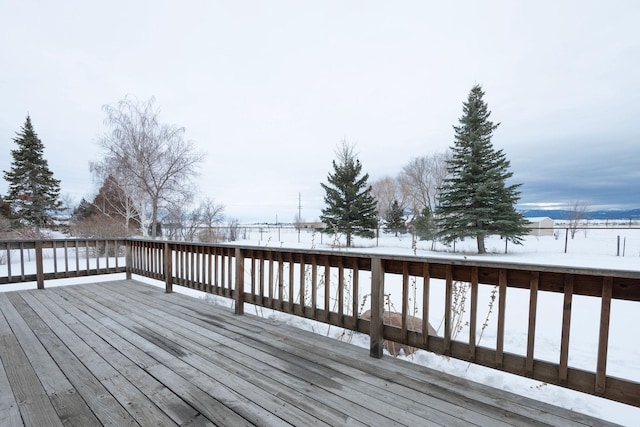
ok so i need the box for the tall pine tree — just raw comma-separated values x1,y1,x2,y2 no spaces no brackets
3,116,62,236
320,142,378,247
436,85,528,254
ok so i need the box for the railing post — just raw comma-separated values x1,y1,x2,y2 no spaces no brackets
125,240,132,280
370,257,385,358
35,240,44,289
164,242,173,293
235,247,245,315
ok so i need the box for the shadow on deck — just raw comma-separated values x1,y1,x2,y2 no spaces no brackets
0,279,619,426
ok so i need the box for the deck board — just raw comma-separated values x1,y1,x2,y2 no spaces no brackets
0,279,621,427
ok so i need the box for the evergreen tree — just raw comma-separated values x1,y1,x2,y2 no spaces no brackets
71,198,96,223
436,85,528,254
384,200,406,236
413,207,437,241
3,116,62,236
320,142,378,247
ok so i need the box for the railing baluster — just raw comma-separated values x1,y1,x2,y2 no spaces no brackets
64,240,69,275
401,262,409,344
95,241,100,274
190,245,196,288
596,276,613,394
114,240,119,270
370,257,385,358
180,246,185,286
311,258,317,318
199,246,205,292
444,265,452,355
20,242,25,281
259,256,265,306
7,243,12,280
227,248,233,296
75,241,80,276
268,252,274,308
526,272,540,376
85,240,90,272
250,250,256,298
52,241,58,275
324,257,330,322
235,248,244,315
352,259,359,327
299,253,305,316
338,257,344,324
469,266,479,361
288,255,294,313
207,247,213,293
559,274,574,384
422,262,430,349
35,240,44,289
164,242,172,293
277,253,284,310
214,247,220,292
496,269,507,368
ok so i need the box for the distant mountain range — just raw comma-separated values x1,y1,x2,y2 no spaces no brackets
521,209,640,220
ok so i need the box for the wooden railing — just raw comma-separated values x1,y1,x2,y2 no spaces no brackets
0,238,127,287
2,238,639,407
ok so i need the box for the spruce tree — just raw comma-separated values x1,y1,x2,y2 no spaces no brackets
71,198,95,223
384,200,406,236
3,116,62,236
436,85,528,254
413,207,437,241
320,142,378,247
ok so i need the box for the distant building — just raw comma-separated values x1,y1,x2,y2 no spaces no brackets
298,221,326,230
526,217,554,236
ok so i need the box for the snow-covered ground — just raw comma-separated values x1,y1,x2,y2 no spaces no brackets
1,226,639,425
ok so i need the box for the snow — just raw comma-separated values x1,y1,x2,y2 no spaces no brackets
1,226,639,425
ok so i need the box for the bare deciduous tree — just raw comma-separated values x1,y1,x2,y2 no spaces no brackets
568,199,591,239
198,197,225,242
398,151,450,216
370,175,406,220
92,96,205,238
161,197,225,242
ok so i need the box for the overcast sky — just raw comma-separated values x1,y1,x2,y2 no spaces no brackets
1,1,638,223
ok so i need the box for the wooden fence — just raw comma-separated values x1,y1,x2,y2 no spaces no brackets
2,238,639,407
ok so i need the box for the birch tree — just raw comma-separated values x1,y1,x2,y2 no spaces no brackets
92,96,205,237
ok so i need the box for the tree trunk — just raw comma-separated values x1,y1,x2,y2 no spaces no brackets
151,202,159,239
477,234,486,254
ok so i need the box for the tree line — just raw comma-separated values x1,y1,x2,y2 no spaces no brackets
2,85,529,253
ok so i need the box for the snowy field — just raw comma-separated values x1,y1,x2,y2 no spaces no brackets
1,226,639,425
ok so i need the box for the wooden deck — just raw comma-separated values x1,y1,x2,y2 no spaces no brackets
0,280,619,427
